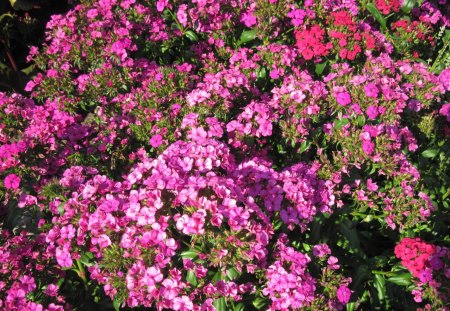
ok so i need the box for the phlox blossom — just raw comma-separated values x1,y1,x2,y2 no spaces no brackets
4,174,20,189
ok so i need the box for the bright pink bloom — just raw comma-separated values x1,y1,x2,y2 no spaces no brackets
4,174,20,189
336,92,351,106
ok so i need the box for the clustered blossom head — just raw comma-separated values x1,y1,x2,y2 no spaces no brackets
395,238,450,304
0,231,66,310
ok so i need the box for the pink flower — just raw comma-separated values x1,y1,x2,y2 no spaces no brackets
362,141,375,155
241,10,257,27
336,92,351,106
20,275,36,292
412,289,422,302
176,5,188,27
150,134,163,148
173,295,193,311
44,284,59,297
4,174,20,189
366,105,379,119
270,68,280,79
337,285,351,304
327,256,340,269
312,244,331,258
364,83,379,98
439,67,450,92
55,247,73,268
439,103,450,122
366,179,378,191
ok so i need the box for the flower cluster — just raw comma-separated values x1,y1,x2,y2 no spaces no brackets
395,238,450,306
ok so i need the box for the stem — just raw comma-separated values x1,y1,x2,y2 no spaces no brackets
6,49,18,72
432,36,450,71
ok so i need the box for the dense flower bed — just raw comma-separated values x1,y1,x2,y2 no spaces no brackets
0,0,449,310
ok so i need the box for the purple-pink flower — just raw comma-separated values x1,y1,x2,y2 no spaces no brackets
4,174,20,190
336,92,352,106
337,285,351,304
150,134,163,148
364,83,379,98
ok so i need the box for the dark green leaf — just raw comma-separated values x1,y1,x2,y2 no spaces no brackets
58,203,65,216
180,249,198,260
113,299,121,311
80,252,94,266
185,30,199,42
299,140,311,153
226,267,240,281
315,61,328,75
238,29,257,45
338,221,360,250
212,271,224,282
366,4,387,30
213,297,226,311
232,302,245,311
421,148,438,158
186,270,198,286
252,296,269,309
346,302,356,311
373,274,386,302
334,118,349,130
9,0,35,10
387,272,412,286
256,66,266,80
402,0,417,13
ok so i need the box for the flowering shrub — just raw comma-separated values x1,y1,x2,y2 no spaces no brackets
0,0,449,310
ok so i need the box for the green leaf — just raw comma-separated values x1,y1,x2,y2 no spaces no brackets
373,274,386,302
213,297,226,311
238,29,257,45
366,4,387,30
185,30,199,42
299,140,311,153
232,302,245,311
186,270,198,286
0,13,14,23
212,270,224,282
252,296,269,309
421,148,438,158
334,118,349,130
315,61,328,76
402,0,417,13
226,267,240,281
387,272,412,286
58,203,65,216
113,299,121,311
346,302,356,311
256,66,267,80
9,0,35,10
338,221,360,250
21,64,34,75
80,252,94,266
180,249,198,260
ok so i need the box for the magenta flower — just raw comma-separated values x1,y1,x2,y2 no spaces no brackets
364,83,379,98
362,141,375,155
4,174,20,189
336,92,352,106
176,5,188,27
312,244,331,258
366,105,379,119
150,134,163,148
337,285,351,304
439,67,450,92
55,247,73,268
439,103,450,122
